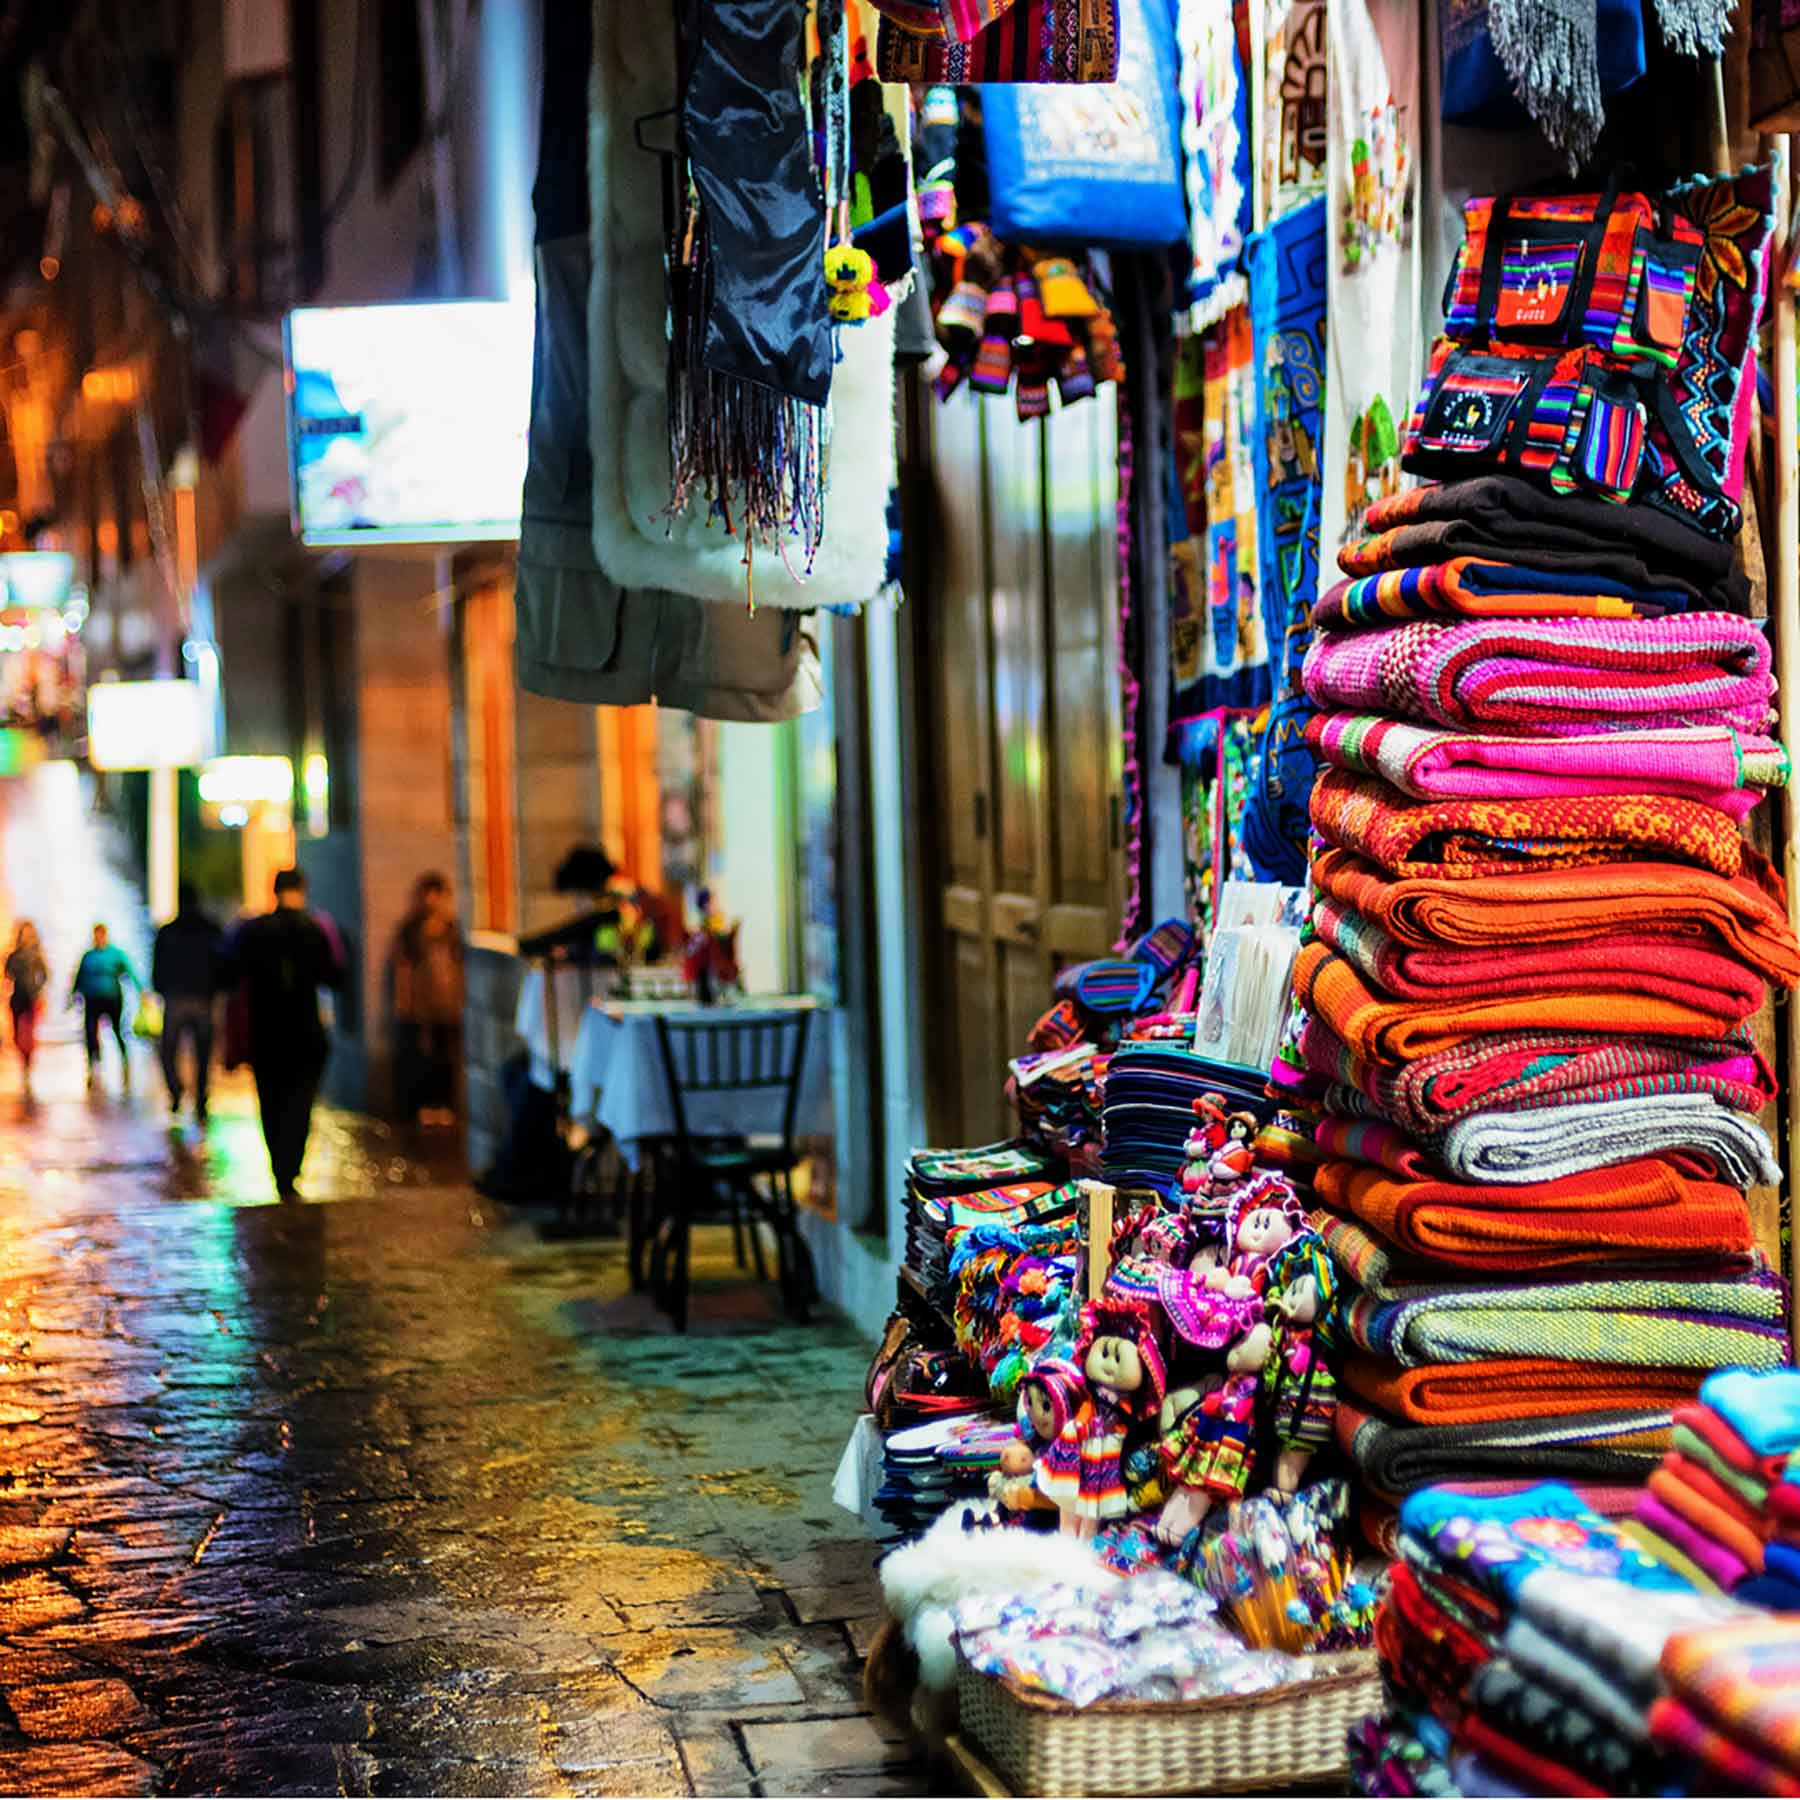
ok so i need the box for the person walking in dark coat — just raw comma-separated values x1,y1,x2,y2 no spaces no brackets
227,869,342,1199
152,882,224,1124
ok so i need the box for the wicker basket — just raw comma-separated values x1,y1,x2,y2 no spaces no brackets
954,1651,1379,1796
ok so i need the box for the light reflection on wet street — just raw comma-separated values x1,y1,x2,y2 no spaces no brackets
0,1047,913,1797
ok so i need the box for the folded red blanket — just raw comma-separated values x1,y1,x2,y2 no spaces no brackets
1314,1157,1755,1272
1349,1356,1705,1427
1294,939,1745,1066
1311,894,1764,1019
1312,768,1747,881
1311,845,1800,988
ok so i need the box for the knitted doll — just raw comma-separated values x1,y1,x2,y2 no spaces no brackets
1260,1233,1343,1494
1204,1171,1308,1303
1156,1323,1265,1544
992,1357,1083,1514
1036,1300,1166,1541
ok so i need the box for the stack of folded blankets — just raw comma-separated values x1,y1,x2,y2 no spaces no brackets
1632,1367,1800,1610
902,1140,1066,1318
1099,1043,1273,1196
1290,474,1799,1506
1352,1479,1754,1799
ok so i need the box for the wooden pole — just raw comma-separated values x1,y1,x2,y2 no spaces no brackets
1770,135,1800,1356
1080,1180,1116,1302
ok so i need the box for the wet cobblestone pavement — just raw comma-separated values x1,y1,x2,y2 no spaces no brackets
0,1048,916,1798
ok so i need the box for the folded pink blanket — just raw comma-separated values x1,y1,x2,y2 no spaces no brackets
1301,616,1774,737
1306,714,1786,823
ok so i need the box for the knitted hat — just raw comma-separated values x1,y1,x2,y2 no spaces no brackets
935,279,988,343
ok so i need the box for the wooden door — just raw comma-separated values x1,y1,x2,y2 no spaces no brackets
916,385,1125,1147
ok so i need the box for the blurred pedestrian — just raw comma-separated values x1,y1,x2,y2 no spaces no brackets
153,882,224,1125
69,922,138,1093
225,869,342,1199
5,920,47,1099
389,871,464,1127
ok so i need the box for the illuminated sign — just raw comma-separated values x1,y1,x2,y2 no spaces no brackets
87,680,210,771
198,756,294,808
284,300,531,547
0,553,75,612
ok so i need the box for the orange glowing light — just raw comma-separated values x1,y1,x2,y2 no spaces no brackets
37,257,58,282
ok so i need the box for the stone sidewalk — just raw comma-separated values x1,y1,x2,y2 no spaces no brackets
0,1051,920,1797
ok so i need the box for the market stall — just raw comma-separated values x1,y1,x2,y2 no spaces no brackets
836,0,1800,1793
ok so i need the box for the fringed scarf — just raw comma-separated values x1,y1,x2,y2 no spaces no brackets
1484,0,1733,167
670,0,833,571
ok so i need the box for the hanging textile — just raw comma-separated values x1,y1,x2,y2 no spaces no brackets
1320,0,1420,578
1166,311,1269,732
1260,0,1328,223
1177,0,1254,326
1241,194,1326,883
1176,709,1258,936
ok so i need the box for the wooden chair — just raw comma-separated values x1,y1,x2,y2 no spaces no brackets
647,1009,817,1331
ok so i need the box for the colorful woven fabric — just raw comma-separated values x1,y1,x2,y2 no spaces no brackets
1676,1400,1790,1485
1648,1696,1800,1798
1310,769,1749,881
1312,895,1765,1021
1349,1356,1710,1428
1351,475,1748,612
1294,939,1745,1066
1660,1616,1800,1779
1313,1157,1755,1273
1651,1458,1769,1572
875,0,1120,80
1673,1422,1772,1514
1439,1094,1781,1189
1310,845,1800,989
1703,1368,1800,1460
1452,1712,1607,1800
1347,1274,1789,1374
1315,556,1700,627
1301,614,1774,736
1307,1016,1776,1139
1313,1117,1439,1183
1306,713,1785,820
1336,1395,1673,1495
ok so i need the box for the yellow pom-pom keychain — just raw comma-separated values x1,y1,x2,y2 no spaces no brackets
824,242,875,323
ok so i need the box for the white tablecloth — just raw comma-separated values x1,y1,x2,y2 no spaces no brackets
567,995,830,1161
514,963,692,1089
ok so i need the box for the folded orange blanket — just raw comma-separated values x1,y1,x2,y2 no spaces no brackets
1348,1356,1704,1427
1311,845,1800,989
1312,768,1747,881
1293,940,1738,1065
1314,1158,1755,1273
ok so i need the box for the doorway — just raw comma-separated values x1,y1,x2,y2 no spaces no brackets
910,382,1126,1146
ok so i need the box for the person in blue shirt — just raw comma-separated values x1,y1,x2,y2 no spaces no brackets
69,923,139,1093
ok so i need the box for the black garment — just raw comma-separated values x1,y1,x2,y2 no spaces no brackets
396,1019,461,1117
254,1055,326,1194
230,907,340,1068
160,997,215,1114
153,908,224,1003
83,995,125,1065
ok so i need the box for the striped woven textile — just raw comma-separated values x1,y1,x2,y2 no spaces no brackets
1310,846,1800,988
1312,1157,1756,1273
1310,894,1765,1020
875,0,1117,80
1345,1274,1789,1373
870,0,1016,40
1313,558,1699,628
1306,713,1785,819
1659,1617,1800,1778
1304,1015,1776,1139
1337,1395,1674,1495
1300,615,1774,736
1441,1094,1781,1189
1310,769,1749,881
1293,939,1746,1066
